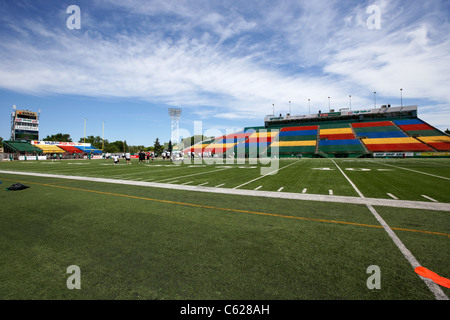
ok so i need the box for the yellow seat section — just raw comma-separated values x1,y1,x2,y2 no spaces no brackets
417,136,450,143
35,145,65,153
249,131,279,139
319,128,353,135
271,140,316,147
362,137,418,145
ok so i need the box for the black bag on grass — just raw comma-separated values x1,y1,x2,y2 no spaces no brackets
6,183,30,191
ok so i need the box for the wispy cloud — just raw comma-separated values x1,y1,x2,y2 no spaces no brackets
0,0,449,128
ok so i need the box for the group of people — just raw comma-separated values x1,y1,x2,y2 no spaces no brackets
112,151,156,165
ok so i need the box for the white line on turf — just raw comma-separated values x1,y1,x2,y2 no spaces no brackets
328,190,333,195
198,182,209,186
379,162,450,181
215,183,225,188
159,167,231,182
277,187,284,192
331,159,448,301
254,186,262,190
302,188,307,193
233,160,299,189
1,170,449,212
421,195,438,202
387,193,398,200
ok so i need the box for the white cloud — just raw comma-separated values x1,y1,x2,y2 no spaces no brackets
0,0,449,124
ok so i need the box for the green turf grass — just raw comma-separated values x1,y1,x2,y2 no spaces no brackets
0,163,448,299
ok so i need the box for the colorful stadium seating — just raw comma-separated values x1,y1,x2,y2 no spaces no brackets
34,144,65,153
416,136,450,151
318,125,366,154
269,125,318,155
182,116,449,157
361,137,433,152
394,119,443,137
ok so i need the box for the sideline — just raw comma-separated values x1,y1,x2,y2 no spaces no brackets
1,169,449,212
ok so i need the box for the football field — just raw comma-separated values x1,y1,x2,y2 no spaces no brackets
0,157,448,300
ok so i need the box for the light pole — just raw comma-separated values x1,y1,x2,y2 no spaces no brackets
349,95,352,111
374,92,376,108
308,99,310,115
272,104,275,116
400,88,403,107
328,97,330,112
84,117,87,144
289,101,291,115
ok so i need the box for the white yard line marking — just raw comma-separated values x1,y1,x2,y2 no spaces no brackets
198,182,209,186
215,183,225,188
159,167,231,182
277,187,284,192
328,190,333,195
233,160,299,189
330,160,448,301
302,188,307,194
421,195,438,202
379,162,450,181
387,193,398,200
181,181,193,185
1,170,449,212
254,186,262,190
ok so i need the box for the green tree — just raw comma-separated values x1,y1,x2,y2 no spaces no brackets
168,140,173,152
0,136,3,148
154,138,163,155
445,128,450,135
44,133,72,142
78,135,103,149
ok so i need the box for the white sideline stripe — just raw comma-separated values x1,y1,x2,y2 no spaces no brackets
233,160,299,189
1,170,449,212
387,193,398,200
421,195,438,202
302,188,307,194
330,160,448,301
277,187,284,192
379,162,450,181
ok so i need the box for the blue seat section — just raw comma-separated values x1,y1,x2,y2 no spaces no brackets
279,130,318,137
76,146,103,154
318,139,361,146
393,119,423,125
355,131,407,138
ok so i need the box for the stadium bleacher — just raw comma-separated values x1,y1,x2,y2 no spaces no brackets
3,140,43,154
34,144,65,153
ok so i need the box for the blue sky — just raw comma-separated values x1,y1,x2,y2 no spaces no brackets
1,0,449,146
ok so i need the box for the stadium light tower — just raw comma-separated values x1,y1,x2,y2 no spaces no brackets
168,107,182,144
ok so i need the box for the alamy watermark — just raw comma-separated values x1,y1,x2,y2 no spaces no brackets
66,5,81,30
66,265,81,289
367,5,381,30
171,121,280,176
366,265,381,289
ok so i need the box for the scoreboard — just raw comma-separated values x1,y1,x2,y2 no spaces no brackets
11,108,39,141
